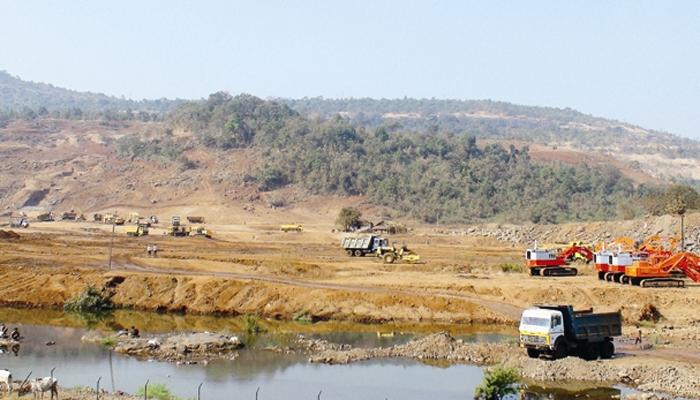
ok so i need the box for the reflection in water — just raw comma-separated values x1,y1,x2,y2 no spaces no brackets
521,384,623,399
0,323,486,399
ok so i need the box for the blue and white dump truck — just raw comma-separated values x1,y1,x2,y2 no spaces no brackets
519,304,622,360
341,235,388,257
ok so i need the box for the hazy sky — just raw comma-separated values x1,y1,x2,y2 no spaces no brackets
1,1,699,138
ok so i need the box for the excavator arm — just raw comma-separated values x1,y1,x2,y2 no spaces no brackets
561,245,594,263
656,252,700,282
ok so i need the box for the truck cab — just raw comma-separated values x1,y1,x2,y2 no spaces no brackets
519,308,565,357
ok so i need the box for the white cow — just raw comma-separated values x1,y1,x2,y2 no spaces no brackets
0,369,11,393
30,377,58,400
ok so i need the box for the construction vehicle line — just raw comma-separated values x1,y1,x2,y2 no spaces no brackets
110,262,522,321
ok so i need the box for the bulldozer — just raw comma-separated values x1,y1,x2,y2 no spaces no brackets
190,225,212,238
376,244,421,264
126,223,149,237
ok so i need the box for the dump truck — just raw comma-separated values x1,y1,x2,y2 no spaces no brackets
102,214,124,225
341,235,388,257
519,304,621,360
187,216,205,223
36,212,55,222
61,210,79,221
281,224,303,232
126,224,149,237
166,225,190,237
376,244,420,264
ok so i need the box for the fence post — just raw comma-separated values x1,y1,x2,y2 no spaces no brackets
144,380,149,400
197,382,203,400
19,371,32,394
96,377,102,400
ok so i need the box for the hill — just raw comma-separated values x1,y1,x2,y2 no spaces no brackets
0,71,698,224
280,98,700,182
0,70,181,115
0,92,649,225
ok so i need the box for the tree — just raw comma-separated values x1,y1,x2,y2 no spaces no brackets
664,184,700,249
473,364,519,400
664,184,699,216
336,207,362,231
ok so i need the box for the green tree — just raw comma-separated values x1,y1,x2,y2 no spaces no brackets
473,365,519,400
664,184,699,216
336,207,362,231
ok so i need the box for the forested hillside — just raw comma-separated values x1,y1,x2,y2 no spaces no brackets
0,71,180,115
116,92,642,223
280,98,700,160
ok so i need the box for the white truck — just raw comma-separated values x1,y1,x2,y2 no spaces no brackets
519,304,622,360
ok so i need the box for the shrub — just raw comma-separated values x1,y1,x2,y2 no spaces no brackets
639,303,662,323
137,383,181,400
244,314,266,335
498,263,522,273
474,364,519,400
64,285,113,313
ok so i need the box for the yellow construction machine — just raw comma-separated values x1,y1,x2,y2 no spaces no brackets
190,225,212,238
376,244,421,264
126,224,149,237
280,224,303,232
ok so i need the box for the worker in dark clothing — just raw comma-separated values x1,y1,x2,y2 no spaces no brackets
10,328,20,341
130,326,140,338
634,329,642,346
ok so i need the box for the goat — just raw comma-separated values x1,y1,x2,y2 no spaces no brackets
0,369,11,393
29,377,58,400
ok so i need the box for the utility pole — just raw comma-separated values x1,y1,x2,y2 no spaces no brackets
681,213,685,251
108,219,116,270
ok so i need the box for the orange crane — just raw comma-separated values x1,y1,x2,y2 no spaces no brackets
623,252,700,287
525,243,593,277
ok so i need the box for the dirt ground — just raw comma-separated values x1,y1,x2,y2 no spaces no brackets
1,216,700,398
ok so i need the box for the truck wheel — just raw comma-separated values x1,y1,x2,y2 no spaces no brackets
526,348,541,359
580,343,600,360
354,250,363,257
553,340,568,359
347,250,354,257
383,254,395,264
600,340,615,359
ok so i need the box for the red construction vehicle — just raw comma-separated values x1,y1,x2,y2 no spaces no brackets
525,243,593,277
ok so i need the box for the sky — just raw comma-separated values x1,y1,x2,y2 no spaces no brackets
1,1,699,138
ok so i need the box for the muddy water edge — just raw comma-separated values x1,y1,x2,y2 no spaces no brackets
0,307,635,400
